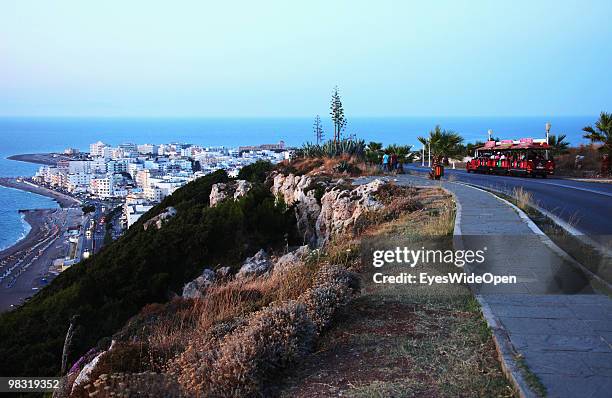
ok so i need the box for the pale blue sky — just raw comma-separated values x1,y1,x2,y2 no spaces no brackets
1,0,611,117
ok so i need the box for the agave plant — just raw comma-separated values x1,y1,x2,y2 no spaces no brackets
300,139,366,159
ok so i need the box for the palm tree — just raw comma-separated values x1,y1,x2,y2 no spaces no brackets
422,125,464,165
394,145,414,164
548,134,570,156
582,112,612,154
365,141,383,165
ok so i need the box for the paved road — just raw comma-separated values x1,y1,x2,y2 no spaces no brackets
406,165,612,238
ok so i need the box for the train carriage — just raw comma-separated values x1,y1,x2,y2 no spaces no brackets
466,138,555,178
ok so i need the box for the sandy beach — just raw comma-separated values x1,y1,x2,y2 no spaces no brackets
0,177,82,208
0,176,84,312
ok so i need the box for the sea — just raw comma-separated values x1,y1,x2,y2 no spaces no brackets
0,115,596,251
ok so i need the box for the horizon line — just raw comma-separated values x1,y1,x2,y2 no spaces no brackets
0,114,600,119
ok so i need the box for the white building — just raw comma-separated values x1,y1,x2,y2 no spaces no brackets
137,144,158,155
90,141,109,157
144,185,164,202
89,174,114,198
124,203,154,228
66,173,92,192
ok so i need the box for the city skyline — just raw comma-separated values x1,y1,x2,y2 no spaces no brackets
1,0,611,117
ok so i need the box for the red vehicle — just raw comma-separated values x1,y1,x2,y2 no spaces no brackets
466,138,555,178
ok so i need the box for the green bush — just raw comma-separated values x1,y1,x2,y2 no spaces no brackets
237,160,275,184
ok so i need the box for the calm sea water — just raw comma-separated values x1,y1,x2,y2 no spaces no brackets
0,116,596,250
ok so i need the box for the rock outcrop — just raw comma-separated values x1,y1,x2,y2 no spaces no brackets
71,341,116,395
182,269,217,299
236,249,272,279
233,180,252,200
272,173,324,246
272,173,386,246
209,180,252,206
143,207,177,231
273,245,310,275
316,179,384,245
209,183,229,207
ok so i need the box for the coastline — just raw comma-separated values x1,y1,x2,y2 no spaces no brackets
0,209,50,260
0,177,81,208
7,153,62,166
0,208,66,312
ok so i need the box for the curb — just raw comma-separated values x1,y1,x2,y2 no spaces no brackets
449,182,539,398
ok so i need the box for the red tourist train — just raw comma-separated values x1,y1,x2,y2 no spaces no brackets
466,138,555,178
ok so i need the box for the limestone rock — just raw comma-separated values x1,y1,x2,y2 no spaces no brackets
210,180,252,207
236,249,272,279
272,173,325,246
209,183,229,207
216,266,231,280
143,207,177,231
273,245,309,275
315,179,384,245
71,341,116,394
234,180,252,200
182,268,217,299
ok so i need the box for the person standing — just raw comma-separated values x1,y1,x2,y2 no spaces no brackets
390,153,398,173
382,152,390,172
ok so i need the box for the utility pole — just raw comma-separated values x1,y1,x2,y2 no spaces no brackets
428,141,431,168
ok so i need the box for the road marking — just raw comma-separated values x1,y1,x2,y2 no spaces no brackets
535,182,612,197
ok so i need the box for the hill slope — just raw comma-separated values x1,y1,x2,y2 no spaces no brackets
0,166,297,377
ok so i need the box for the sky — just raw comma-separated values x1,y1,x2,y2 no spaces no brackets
1,0,611,117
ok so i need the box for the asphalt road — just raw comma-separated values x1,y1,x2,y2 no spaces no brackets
406,165,612,238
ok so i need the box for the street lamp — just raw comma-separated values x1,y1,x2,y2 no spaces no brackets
545,122,551,144
488,129,493,141
421,143,425,167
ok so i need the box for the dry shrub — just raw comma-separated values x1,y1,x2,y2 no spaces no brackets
299,264,359,334
207,301,315,397
84,372,185,398
376,183,417,204
420,203,456,236
512,186,533,212
383,196,422,219
167,317,247,396
300,283,352,335
324,242,361,268
313,264,360,294
273,262,318,302
279,156,367,178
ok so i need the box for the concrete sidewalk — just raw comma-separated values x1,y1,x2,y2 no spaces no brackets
357,174,612,397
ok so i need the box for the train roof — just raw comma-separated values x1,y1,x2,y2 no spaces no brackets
476,138,550,151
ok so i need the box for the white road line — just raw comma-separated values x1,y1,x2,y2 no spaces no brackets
534,182,612,197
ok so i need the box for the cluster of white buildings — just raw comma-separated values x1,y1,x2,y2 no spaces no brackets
34,140,290,228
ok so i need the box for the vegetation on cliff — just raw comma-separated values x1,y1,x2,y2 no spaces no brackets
0,166,297,377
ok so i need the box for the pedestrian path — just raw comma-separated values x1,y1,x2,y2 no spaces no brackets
357,174,612,398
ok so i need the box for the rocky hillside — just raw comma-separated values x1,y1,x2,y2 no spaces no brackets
0,164,296,377
0,158,409,398
55,167,396,397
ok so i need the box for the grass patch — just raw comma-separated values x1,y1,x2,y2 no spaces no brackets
276,190,514,397
515,354,547,397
